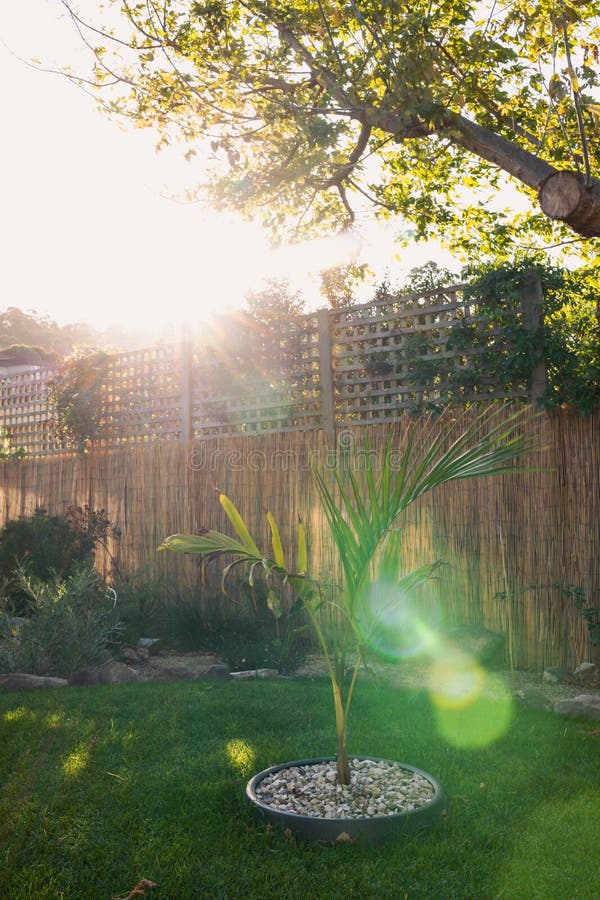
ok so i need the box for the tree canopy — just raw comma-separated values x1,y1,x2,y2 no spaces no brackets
244,276,306,321
0,307,94,357
60,1,600,255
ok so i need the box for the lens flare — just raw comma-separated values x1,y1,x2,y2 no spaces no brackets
428,650,486,711
4,706,36,723
428,650,513,748
358,581,440,661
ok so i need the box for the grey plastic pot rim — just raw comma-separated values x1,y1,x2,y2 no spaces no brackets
246,755,447,843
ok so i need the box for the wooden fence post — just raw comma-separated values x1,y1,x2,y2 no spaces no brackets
317,308,336,444
521,271,547,404
179,337,193,443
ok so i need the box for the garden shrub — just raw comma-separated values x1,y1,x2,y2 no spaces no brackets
0,506,120,614
0,566,121,677
47,351,110,451
166,581,309,673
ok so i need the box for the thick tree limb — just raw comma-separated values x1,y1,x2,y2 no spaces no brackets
437,112,600,236
439,112,556,188
539,172,600,237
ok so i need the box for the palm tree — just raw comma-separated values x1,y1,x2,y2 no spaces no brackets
160,405,537,784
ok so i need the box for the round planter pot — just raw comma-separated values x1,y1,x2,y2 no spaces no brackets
246,756,446,843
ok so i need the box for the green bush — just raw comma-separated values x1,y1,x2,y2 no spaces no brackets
0,506,120,614
0,566,121,677
461,261,600,413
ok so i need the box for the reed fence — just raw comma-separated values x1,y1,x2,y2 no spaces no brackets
0,406,597,671
0,280,542,455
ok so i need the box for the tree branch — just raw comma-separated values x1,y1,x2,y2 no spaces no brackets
314,121,372,189
437,111,557,188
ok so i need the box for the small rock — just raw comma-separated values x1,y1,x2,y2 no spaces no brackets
573,662,598,684
554,694,600,721
543,666,571,684
120,647,140,662
69,659,139,686
230,669,260,680
204,664,230,679
0,673,68,691
136,647,150,661
137,638,161,655
256,668,279,679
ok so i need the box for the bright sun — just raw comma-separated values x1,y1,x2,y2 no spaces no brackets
1,2,453,341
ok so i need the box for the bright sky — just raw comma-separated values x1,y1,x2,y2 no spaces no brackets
0,1,456,339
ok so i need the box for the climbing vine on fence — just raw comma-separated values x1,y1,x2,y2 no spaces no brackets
403,261,599,414
48,352,110,451
0,429,25,461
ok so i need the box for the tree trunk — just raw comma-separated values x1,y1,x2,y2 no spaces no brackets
538,171,600,237
332,680,351,784
336,730,351,785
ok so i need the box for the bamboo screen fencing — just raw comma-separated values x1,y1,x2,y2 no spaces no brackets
0,281,539,455
0,406,597,671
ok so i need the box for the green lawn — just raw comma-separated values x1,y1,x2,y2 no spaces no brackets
0,677,598,899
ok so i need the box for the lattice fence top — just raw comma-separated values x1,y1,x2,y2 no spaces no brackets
98,345,182,446
329,285,526,424
191,311,323,438
0,284,534,455
0,366,59,456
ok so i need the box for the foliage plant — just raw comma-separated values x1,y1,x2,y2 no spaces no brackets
48,352,110,451
566,584,600,658
58,1,600,253
387,261,599,415
0,566,121,677
0,428,26,461
65,504,123,579
110,569,167,645
0,506,120,614
161,405,537,785
177,611,309,674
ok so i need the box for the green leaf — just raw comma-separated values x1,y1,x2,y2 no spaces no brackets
267,589,283,619
266,511,285,568
297,518,307,575
158,531,249,555
218,493,262,557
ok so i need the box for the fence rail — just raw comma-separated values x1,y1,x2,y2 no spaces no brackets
1,282,542,455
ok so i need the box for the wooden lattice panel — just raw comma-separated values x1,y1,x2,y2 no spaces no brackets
0,284,536,455
98,345,182,445
191,312,322,437
0,367,60,456
329,286,527,423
